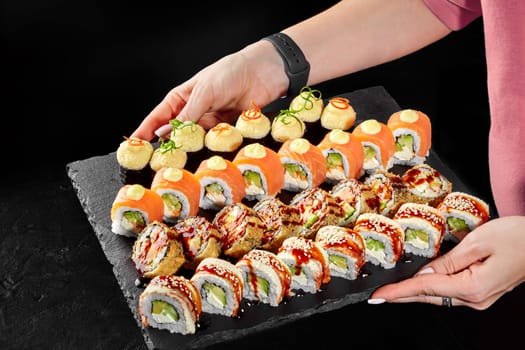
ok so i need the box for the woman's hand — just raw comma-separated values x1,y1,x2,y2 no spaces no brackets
368,216,525,310
131,40,288,141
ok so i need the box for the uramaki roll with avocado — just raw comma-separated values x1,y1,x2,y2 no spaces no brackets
191,257,244,317
139,275,201,335
353,213,405,269
437,191,490,242
352,119,396,175
277,236,330,294
235,249,292,306
131,221,185,278
315,225,366,280
393,202,446,258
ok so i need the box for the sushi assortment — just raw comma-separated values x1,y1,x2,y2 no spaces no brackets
108,87,494,335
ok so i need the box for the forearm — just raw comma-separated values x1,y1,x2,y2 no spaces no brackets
282,0,451,84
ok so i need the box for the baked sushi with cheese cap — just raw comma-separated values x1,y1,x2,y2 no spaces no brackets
131,221,185,278
387,109,432,166
232,143,285,201
277,236,330,294
213,202,265,259
170,120,206,153
190,257,244,317
289,187,344,239
278,137,327,192
110,184,164,237
150,167,201,223
320,97,357,130
235,249,291,306
173,216,223,270
317,128,364,184
253,196,302,253
352,119,395,175
235,100,271,140
288,86,324,123
116,136,154,187
393,202,446,258
353,213,405,269
330,178,380,227
194,155,246,211
315,225,366,280
270,109,306,143
149,139,188,173
138,275,201,335
437,191,490,242
401,163,452,207
204,122,244,154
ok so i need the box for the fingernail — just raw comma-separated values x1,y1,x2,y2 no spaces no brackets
154,124,173,138
367,298,386,305
416,267,435,276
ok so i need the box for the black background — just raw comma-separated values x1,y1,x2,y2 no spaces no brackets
3,1,503,350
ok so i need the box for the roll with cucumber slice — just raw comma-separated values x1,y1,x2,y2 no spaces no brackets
138,275,201,335
191,257,244,317
235,249,291,307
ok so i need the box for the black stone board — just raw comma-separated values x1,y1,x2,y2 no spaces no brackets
67,86,468,350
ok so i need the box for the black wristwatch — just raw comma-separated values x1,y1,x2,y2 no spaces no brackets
263,32,310,97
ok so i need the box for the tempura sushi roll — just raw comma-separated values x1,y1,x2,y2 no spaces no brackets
317,129,365,184
190,257,244,317
437,191,490,242
139,275,201,335
393,202,446,258
149,139,188,173
150,167,201,223
213,202,265,259
401,163,452,207
278,137,327,192
204,122,244,154
352,119,395,174
194,155,246,211
289,86,324,123
131,221,185,278
320,97,357,130
169,120,206,152
270,109,306,143
116,136,154,187
173,216,223,270
364,170,406,218
289,187,344,239
315,225,366,280
330,178,379,226
235,100,271,140
232,143,285,201
353,213,405,269
277,236,330,294
235,249,291,306
110,184,164,237
253,197,302,253
387,109,432,166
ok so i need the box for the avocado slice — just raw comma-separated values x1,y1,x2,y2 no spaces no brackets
122,211,146,231
284,163,307,181
329,254,348,270
447,217,470,233
304,214,319,229
161,193,182,214
243,170,262,189
202,282,227,307
205,182,223,194
326,152,343,169
151,300,179,322
395,134,414,152
405,228,429,242
246,274,269,296
365,237,384,251
363,146,376,161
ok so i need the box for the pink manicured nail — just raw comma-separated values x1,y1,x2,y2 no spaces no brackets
154,124,173,138
367,298,386,305
416,267,435,275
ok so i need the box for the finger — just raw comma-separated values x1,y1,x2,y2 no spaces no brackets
385,295,461,307
176,82,217,123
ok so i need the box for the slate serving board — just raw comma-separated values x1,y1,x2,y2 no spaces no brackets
67,86,466,350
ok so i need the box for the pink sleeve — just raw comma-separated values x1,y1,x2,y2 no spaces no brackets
423,0,482,30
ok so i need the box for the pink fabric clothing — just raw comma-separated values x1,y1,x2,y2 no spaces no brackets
424,0,525,216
